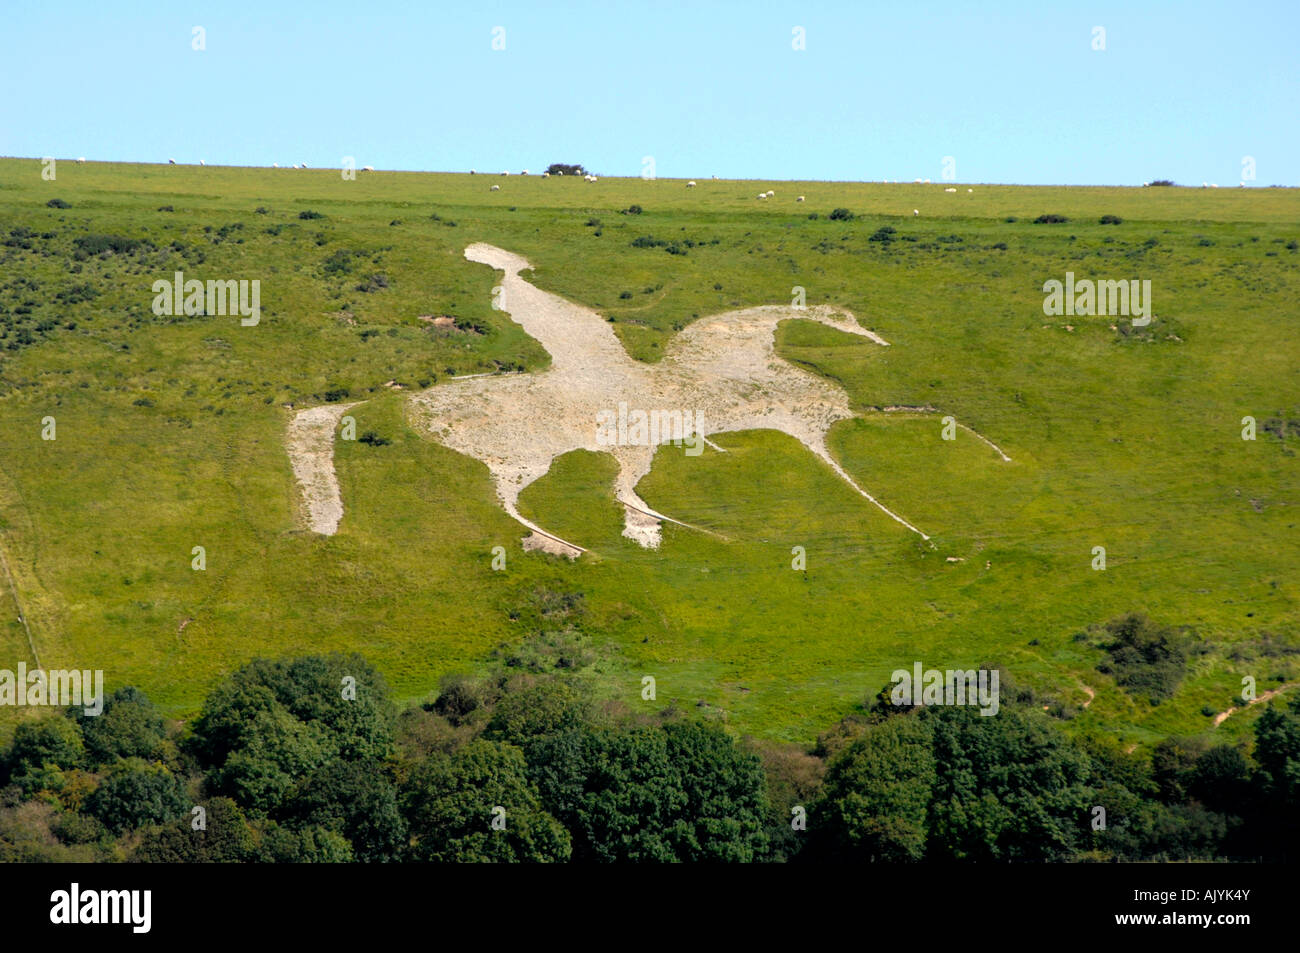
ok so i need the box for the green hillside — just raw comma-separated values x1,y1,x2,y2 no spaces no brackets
1,158,1296,747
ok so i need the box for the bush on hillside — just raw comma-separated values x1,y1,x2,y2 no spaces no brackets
546,163,586,177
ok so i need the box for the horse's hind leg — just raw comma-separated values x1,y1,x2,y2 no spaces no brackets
799,432,931,540
491,461,587,558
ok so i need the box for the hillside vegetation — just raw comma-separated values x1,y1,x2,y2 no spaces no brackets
0,159,1297,749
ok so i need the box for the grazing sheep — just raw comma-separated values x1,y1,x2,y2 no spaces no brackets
944,187,957,192
1239,181,1246,187
501,171,509,176
1210,183,1218,188
913,209,920,216
1202,182,1208,188
199,159,205,166
272,163,278,168
967,188,973,193
914,178,922,183
796,195,805,202
556,171,563,176
757,193,767,199
300,163,307,169
470,169,476,175
521,169,529,175
76,157,86,163
169,158,176,164
687,181,696,187
541,172,550,178
362,165,375,172
490,184,500,191
766,190,775,197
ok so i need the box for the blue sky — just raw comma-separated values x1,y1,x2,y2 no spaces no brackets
2,0,1295,185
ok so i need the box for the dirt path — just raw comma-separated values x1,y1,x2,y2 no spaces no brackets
1213,683,1296,727
0,542,39,668
286,402,359,535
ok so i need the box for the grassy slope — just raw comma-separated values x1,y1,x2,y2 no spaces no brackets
0,159,1296,746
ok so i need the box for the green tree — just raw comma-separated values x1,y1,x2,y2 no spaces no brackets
188,655,396,816
212,707,331,815
528,724,684,862
133,798,255,862
7,716,84,775
256,822,355,862
85,758,186,834
287,760,407,862
662,720,770,862
72,687,166,766
924,705,1094,861
810,714,935,861
403,739,570,863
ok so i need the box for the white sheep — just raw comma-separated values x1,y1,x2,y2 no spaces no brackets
687,181,696,187
556,171,563,176
272,163,278,168
470,169,476,175
757,193,766,199
76,157,86,163
362,165,375,172
944,187,957,192
923,178,931,184
521,169,529,175
501,170,509,176
1210,183,1218,188
541,172,550,178
913,209,920,216
1202,182,1208,188
490,184,500,191
796,195,805,202
914,178,922,183
967,188,973,193
168,158,176,164
766,190,775,197
199,159,205,166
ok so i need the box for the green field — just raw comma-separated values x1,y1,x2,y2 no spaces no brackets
1,158,1296,747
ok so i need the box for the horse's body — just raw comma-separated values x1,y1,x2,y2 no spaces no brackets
405,244,928,555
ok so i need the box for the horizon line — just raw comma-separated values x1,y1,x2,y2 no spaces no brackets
3,156,1293,190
